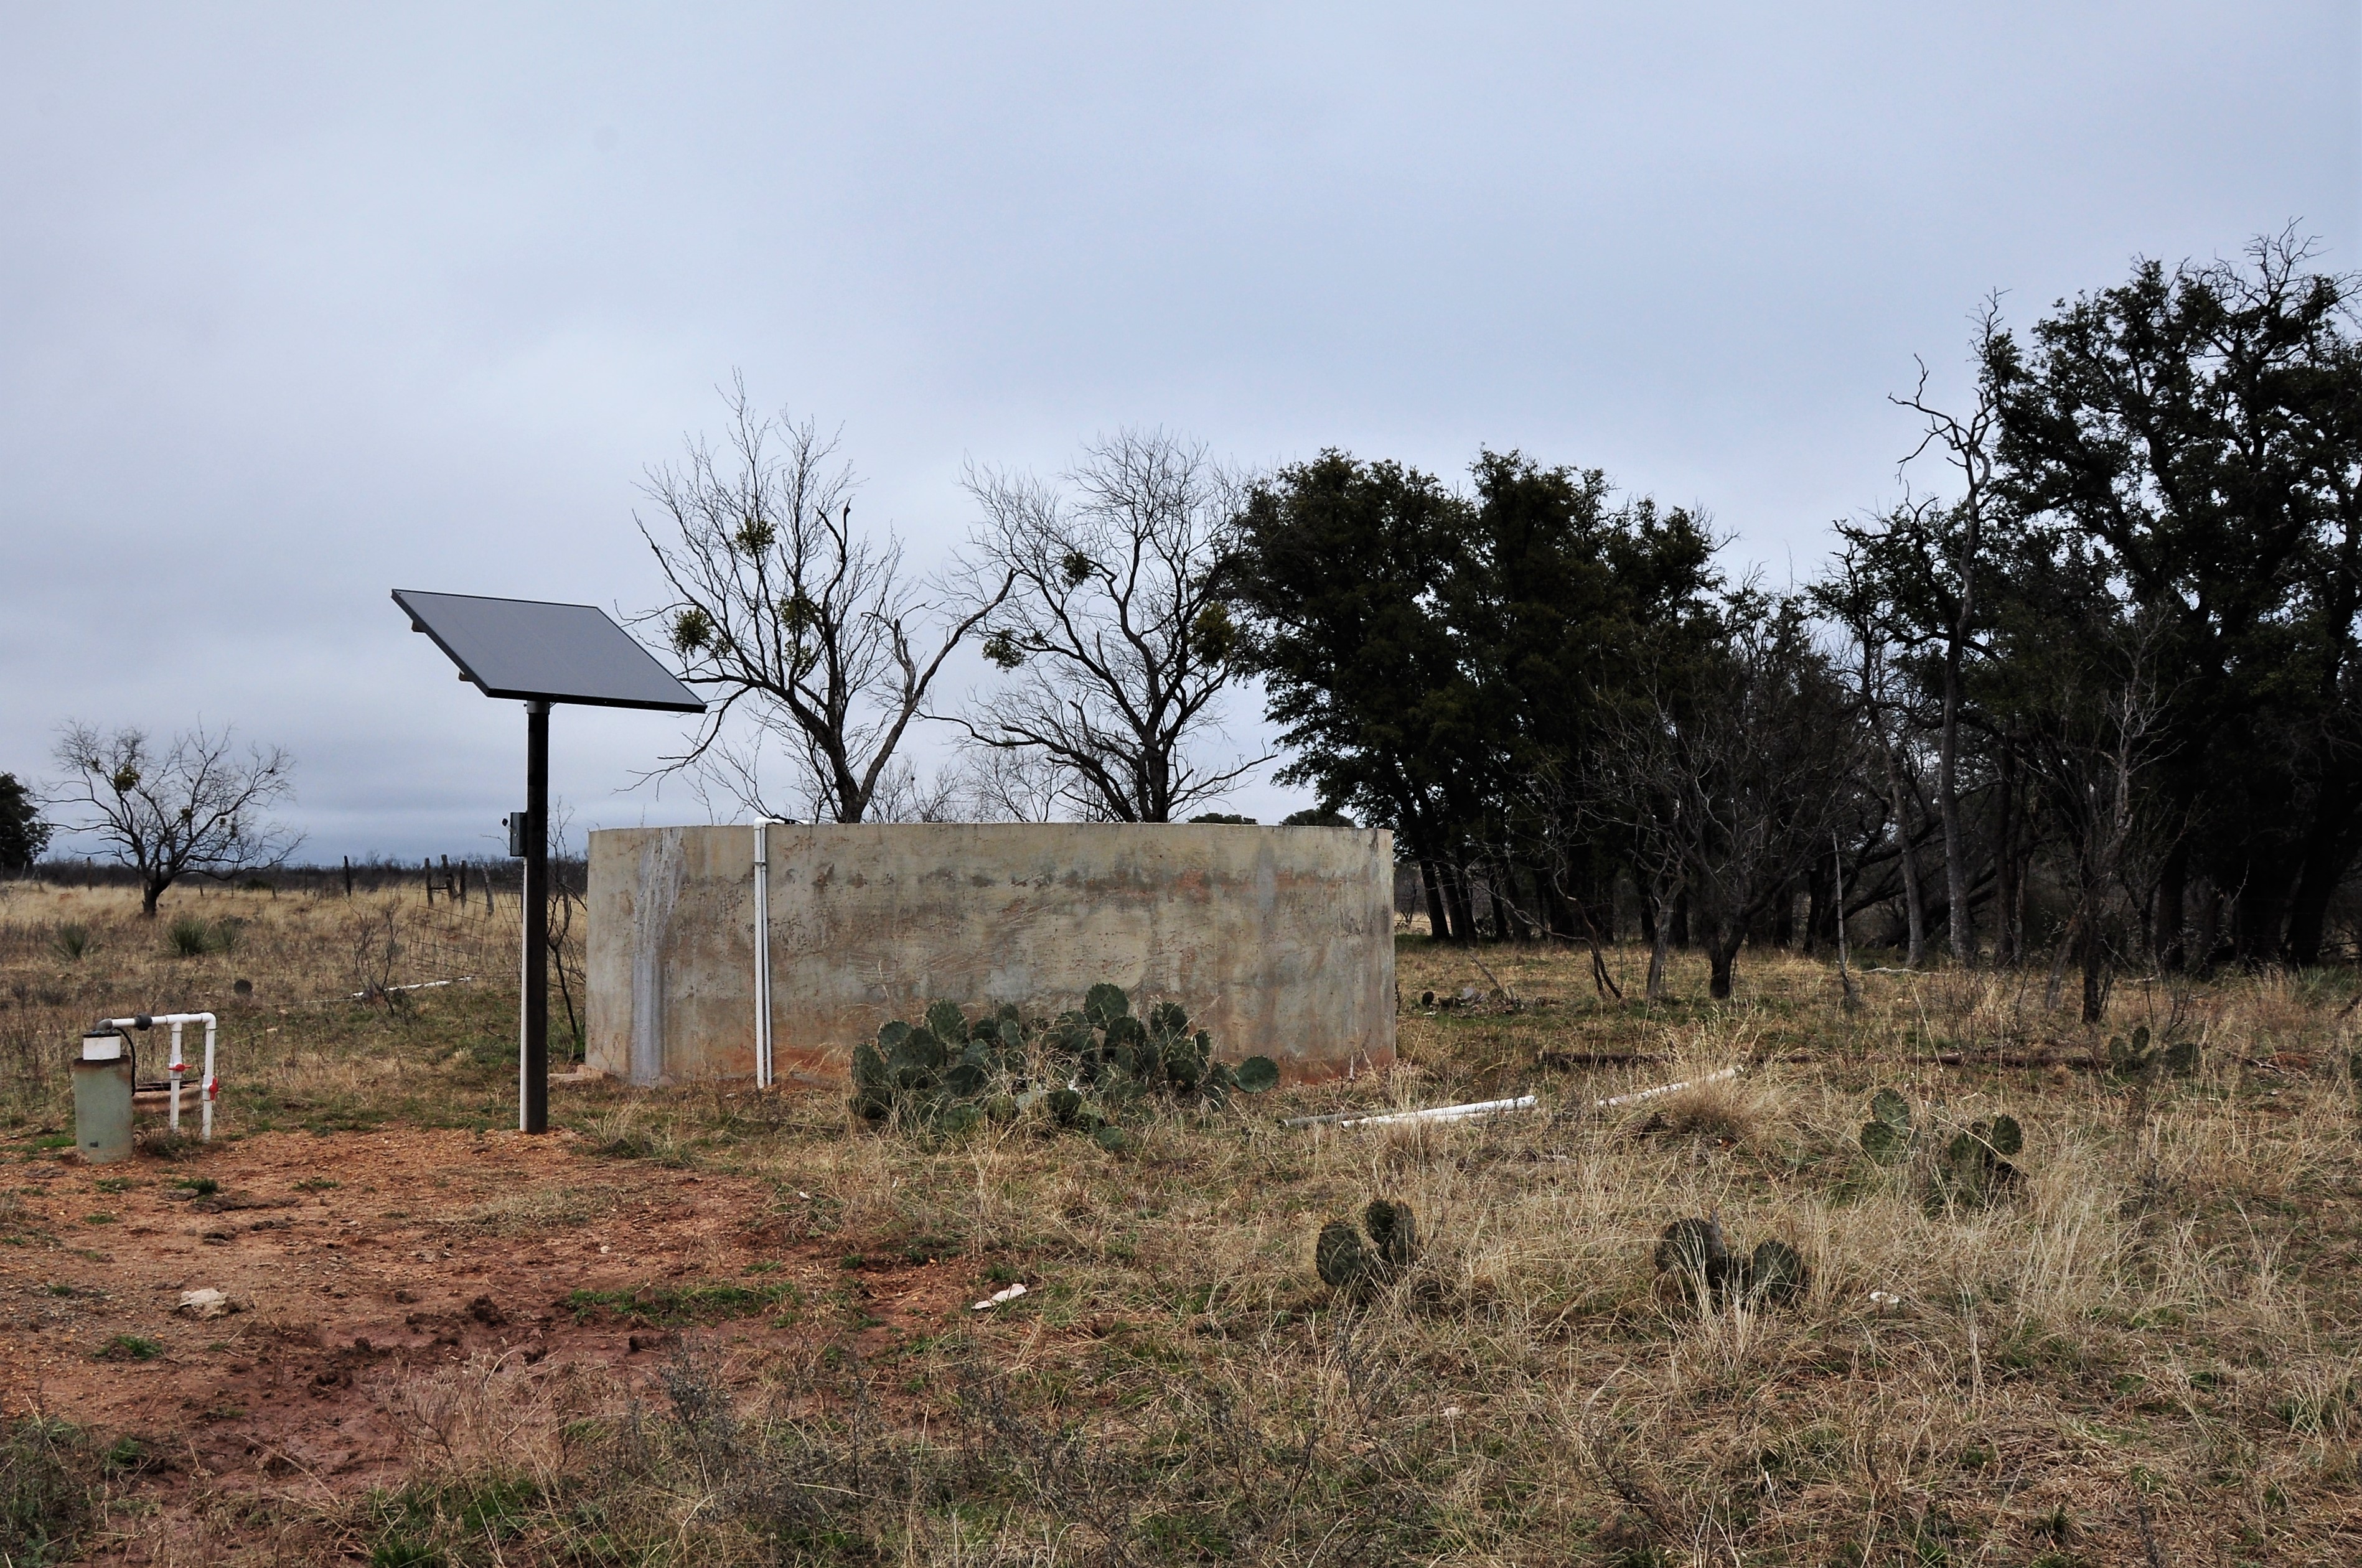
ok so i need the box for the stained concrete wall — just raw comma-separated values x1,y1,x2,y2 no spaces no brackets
586,824,1395,1087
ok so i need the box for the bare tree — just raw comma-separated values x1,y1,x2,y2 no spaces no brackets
638,377,1011,823
954,747,1064,823
864,760,963,823
52,722,300,916
2027,615,2181,1022
960,429,1261,822
1893,298,2008,964
1568,732,1687,1002
1600,597,1858,1000
1819,538,1930,968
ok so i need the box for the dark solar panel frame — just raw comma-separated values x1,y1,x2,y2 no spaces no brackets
391,589,705,713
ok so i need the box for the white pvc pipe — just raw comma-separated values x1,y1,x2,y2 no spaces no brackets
752,820,779,1090
1593,1065,1738,1109
1280,1065,1745,1132
100,1012,218,1141
1282,1093,1537,1129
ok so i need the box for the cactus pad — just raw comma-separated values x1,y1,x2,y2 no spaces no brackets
1860,1119,1908,1164
1364,1200,1417,1270
1746,1239,1809,1307
1234,1056,1280,1093
1316,1220,1370,1289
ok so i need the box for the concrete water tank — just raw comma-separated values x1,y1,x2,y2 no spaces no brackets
585,823,1396,1087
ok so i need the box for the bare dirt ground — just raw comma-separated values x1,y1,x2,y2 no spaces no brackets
2,1126,973,1531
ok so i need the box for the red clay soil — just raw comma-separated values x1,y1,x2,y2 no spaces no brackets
0,1128,977,1514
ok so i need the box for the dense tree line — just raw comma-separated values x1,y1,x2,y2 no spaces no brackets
1230,237,2362,1007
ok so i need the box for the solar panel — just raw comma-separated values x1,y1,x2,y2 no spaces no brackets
391,589,705,712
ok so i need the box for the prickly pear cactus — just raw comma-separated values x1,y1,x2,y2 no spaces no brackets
1933,1115,2027,1210
1364,1200,1418,1271
1860,1088,1913,1164
1313,1197,1420,1294
853,982,1275,1139
1316,1220,1370,1289
1653,1216,1733,1302
1234,1055,1280,1093
1745,1239,1809,1307
1652,1217,1809,1312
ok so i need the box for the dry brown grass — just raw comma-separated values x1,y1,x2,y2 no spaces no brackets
6,886,2362,1562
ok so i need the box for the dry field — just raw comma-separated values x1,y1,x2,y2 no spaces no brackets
3,880,2361,1565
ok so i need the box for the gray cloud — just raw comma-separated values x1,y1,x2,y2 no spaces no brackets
4,2,2354,856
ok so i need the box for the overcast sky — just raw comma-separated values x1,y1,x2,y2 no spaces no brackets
4,3,2355,862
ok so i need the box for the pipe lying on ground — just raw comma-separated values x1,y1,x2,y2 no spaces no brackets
1593,1065,1739,1108
1282,1064,1745,1130
347,976,476,1001
1281,1093,1537,1129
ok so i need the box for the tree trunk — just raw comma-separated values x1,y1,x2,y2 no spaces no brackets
1939,485,1983,966
2233,862,2290,963
1418,859,1451,941
1535,866,1573,943
1992,735,2017,966
141,878,164,917
2192,877,2221,966
2154,838,2188,971
1446,862,1478,946
1647,892,1675,1001
2282,779,2360,965
1672,887,1690,948
2287,859,2341,967
1707,922,1741,1001
2076,848,2107,1023
1488,872,1515,941
1883,736,1926,968
2078,909,2105,1024
1939,638,1972,964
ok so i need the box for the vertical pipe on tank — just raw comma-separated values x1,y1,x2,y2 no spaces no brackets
753,820,774,1089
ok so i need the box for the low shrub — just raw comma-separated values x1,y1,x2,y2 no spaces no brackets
166,915,242,958
0,1416,96,1566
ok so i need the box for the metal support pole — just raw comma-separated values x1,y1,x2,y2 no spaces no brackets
522,700,550,1133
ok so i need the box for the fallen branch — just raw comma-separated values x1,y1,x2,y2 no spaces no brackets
1537,1050,1661,1070
1934,1050,2102,1071
1468,954,1521,1009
